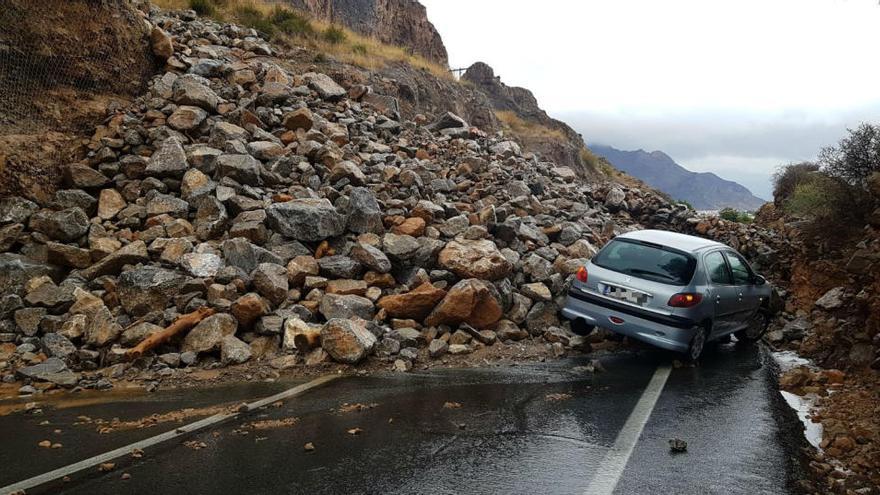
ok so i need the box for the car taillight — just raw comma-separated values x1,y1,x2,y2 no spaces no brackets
668,293,703,308
576,266,588,283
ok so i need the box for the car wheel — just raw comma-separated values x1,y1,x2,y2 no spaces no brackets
570,318,595,336
735,310,769,343
685,326,708,362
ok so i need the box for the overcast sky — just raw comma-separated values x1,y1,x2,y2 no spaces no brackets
420,0,880,199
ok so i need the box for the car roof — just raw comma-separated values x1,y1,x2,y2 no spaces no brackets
615,229,726,254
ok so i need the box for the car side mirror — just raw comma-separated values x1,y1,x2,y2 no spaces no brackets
753,275,766,286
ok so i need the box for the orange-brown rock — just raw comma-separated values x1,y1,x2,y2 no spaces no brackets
438,239,512,281
425,279,502,328
231,293,269,328
391,217,426,237
377,283,446,320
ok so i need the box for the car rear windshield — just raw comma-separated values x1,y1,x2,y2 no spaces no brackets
592,238,696,286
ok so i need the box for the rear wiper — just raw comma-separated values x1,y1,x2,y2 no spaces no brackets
627,268,676,281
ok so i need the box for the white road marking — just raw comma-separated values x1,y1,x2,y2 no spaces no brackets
584,365,672,495
0,374,339,495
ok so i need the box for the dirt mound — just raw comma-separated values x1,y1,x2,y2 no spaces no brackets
0,0,154,202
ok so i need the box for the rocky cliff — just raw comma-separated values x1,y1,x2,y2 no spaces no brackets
284,0,448,65
462,62,600,177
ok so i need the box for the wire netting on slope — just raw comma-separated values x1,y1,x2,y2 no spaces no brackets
0,0,154,132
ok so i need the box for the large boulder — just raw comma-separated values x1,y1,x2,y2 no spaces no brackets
118,266,186,316
438,239,512,281
425,279,503,328
266,199,346,241
320,318,377,364
377,283,447,320
303,72,346,101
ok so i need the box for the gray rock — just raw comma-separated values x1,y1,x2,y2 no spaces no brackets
216,154,263,185
194,197,229,241
318,255,362,279
525,302,560,335
172,77,219,111
426,111,468,132
522,254,554,282
145,138,188,178
303,72,346,101
266,199,346,241
79,240,149,280
351,244,392,274
16,357,79,387
319,294,375,320
605,187,627,212
815,287,845,310
118,266,186,316
377,337,401,357
221,335,252,365
120,321,163,347
0,253,62,296
30,207,89,242
65,164,110,189
168,105,208,131
222,237,283,273
346,187,384,234
53,190,97,215
383,233,420,262
389,327,424,348
145,191,189,217
210,122,250,149
25,282,76,313
41,333,77,360
180,252,223,277
14,307,45,336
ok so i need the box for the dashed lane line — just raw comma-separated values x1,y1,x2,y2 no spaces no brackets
583,365,672,495
0,374,340,495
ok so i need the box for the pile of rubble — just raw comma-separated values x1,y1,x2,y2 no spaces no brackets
0,7,774,393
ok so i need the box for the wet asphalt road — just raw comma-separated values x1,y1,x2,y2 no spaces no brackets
1,343,805,495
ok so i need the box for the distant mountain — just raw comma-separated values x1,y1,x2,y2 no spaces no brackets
591,145,766,211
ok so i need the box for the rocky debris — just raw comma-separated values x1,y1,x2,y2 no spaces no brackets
438,240,512,281
815,287,845,310
426,279,503,329
16,358,79,387
182,313,237,354
267,199,346,241
378,283,446,320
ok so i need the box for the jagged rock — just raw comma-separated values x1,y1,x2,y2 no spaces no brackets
145,138,188,178
14,307,45,336
173,77,219,111
118,266,186,316
303,72,346,101
79,241,149,280
383,233,420,262
425,279,503,328
427,111,468,131
16,357,79,387
0,196,38,225
520,282,552,301
428,339,448,358
194,197,228,240
522,254,554,282
145,191,189,217
266,199,346,241
377,283,446,320
349,243,391,273
120,322,163,347
329,161,366,186
182,313,238,354
216,154,262,186
318,255,362,279
0,223,23,251
150,26,173,60
180,252,223,277
222,237,282,273
29,208,89,242
97,189,126,220
605,187,627,212
525,302,560,335
287,255,320,286
69,290,122,347
326,279,368,296
438,239,512,281
319,294,375,320
496,320,528,341
221,335,252,365
25,281,75,313
346,187,384,234
41,333,77,360
252,263,289,305
490,141,521,157
320,318,377,364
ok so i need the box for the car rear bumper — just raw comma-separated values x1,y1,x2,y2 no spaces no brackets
561,289,698,353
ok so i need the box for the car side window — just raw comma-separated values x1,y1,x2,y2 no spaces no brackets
705,251,732,285
724,252,753,285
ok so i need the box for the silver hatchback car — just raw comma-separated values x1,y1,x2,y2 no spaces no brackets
561,229,773,361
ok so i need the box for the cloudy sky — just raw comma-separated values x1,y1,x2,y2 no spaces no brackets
420,0,880,199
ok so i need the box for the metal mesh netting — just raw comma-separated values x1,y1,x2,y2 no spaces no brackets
0,0,154,132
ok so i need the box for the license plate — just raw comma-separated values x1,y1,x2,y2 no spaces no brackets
600,284,650,305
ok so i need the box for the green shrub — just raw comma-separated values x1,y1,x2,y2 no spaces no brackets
819,122,880,188
269,7,314,36
719,208,752,224
772,162,820,205
322,25,347,44
676,199,694,210
352,43,368,55
234,6,275,37
189,0,216,16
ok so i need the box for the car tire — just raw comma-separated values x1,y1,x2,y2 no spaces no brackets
685,326,708,362
570,318,595,336
735,310,770,344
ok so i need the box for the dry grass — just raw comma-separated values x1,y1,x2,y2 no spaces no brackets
151,0,452,79
495,110,567,142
